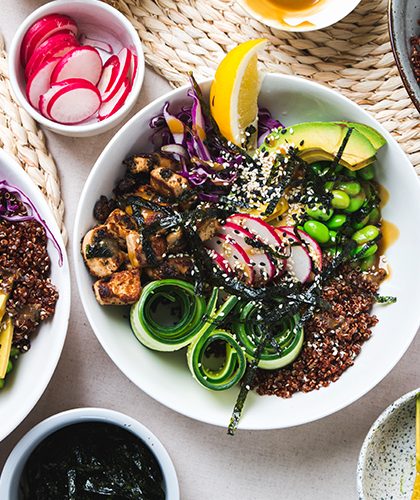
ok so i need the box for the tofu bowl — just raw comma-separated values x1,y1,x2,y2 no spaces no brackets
0,407,179,499
8,0,144,137
74,73,420,431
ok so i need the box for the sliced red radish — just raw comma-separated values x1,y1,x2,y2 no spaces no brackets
219,222,277,284
227,214,284,250
205,233,254,285
204,246,233,276
277,226,323,272
26,57,61,110
20,14,78,66
275,228,312,283
128,53,138,85
39,80,70,119
79,33,112,53
97,55,120,97
101,47,132,103
25,33,79,81
46,78,101,124
98,77,130,121
51,46,103,86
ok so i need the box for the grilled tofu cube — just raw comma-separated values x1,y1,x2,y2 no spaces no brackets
150,167,191,199
126,231,167,268
82,226,126,278
197,218,221,242
123,153,180,174
144,257,194,282
105,209,137,249
93,269,142,305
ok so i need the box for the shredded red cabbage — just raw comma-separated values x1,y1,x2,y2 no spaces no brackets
257,108,284,148
0,180,63,267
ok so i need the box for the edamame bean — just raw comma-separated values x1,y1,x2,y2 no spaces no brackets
6,359,12,374
326,214,347,230
336,181,361,196
303,220,330,244
368,207,380,224
357,164,375,181
351,243,378,259
324,245,342,257
351,216,369,231
331,190,350,209
324,181,335,191
360,254,376,271
342,167,357,178
310,161,330,176
351,225,379,245
328,230,338,245
344,189,366,213
306,203,333,221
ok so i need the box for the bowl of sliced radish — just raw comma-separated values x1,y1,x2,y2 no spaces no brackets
8,0,144,137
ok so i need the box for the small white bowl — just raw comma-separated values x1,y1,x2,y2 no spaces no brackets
0,407,180,500
357,388,420,499
8,0,145,138
0,148,70,442
235,0,362,32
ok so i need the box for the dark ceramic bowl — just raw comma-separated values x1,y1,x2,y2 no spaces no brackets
389,0,420,113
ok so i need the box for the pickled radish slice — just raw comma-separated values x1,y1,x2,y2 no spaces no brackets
101,47,132,103
98,77,130,121
275,228,312,283
79,33,112,53
39,80,69,119
51,46,103,86
20,13,78,66
26,57,60,109
46,79,101,124
25,33,79,81
97,55,120,97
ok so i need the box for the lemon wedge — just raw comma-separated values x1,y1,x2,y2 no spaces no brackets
210,39,267,150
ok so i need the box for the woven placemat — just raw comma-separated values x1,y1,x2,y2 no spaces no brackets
0,34,67,245
102,0,420,173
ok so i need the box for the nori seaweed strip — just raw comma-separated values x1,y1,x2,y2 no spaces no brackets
374,295,397,304
126,195,175,217
243,236,290,260
327,126,354,174
348,233,382,262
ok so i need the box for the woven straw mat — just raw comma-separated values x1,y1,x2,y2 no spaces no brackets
102,0,420,174
0,34,67,244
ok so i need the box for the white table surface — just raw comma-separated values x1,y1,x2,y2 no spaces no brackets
1,2,420,499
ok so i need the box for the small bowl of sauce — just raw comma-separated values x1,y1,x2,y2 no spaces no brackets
235,0,362,31
0,408,179,500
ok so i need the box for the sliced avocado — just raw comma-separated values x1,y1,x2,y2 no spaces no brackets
0,317,13,378
334,121,386,151
263,122,378,170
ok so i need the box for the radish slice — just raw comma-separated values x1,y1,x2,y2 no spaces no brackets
39,80,69,119
277,227,323,272
204,246,233,276
219,222,277,283
20,14,78,66
101,47,132,103
98,77,130,121
97,55,120,97
205,234,254,285
51,46,103,86
26,57,60,110
275,229,312,283
79,33,112,53
227,214,284,250
128,53,138,85
25,33,79,81
46,78,101,124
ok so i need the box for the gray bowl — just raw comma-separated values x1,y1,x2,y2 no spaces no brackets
357,387,419,499
389,0,420,112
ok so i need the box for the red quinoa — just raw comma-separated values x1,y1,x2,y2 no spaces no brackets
251,262,384,398
0,190,58,352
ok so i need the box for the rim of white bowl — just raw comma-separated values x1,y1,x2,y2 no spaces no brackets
357,387,420,499
0,407,180,500
8,0,145,135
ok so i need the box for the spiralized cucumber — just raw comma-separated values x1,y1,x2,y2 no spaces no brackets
232,302,304,369
130,279,207,351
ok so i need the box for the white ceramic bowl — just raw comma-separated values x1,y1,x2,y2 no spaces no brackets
8,0,145,137
357,387,420,499
0,149,70,441
0,407,179,500
74,73,420,431
235,0,362,32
